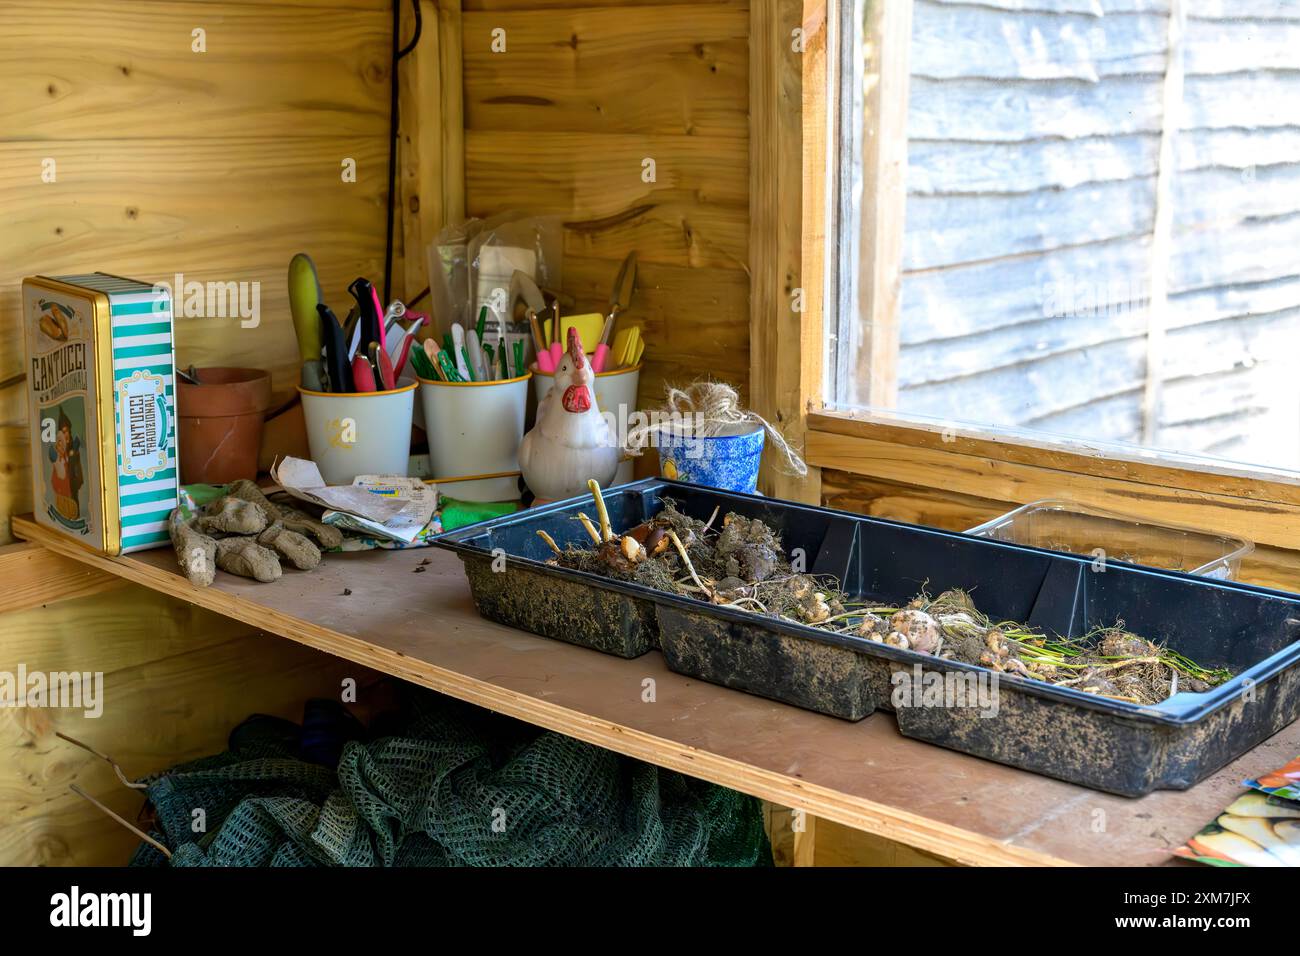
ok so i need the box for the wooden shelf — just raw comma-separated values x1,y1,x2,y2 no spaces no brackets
15,513,1298,867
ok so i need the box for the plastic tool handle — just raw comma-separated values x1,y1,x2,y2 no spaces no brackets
528,313,553,371
591,343,610,374
351,354,376,392
436,348,461,383
347,277,385,354
288,253,323,363
451,324,471,381
373,341,397,391
369,285,387,352
317,303,353,393
407,340,438,381
390,328,417,379
549,341,563,368
466,328,488,380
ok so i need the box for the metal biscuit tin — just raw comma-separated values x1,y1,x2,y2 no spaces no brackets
23,273,178,554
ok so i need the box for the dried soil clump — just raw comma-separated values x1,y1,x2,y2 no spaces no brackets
715,514,781,582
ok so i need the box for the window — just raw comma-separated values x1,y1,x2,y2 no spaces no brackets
831,0,1300,474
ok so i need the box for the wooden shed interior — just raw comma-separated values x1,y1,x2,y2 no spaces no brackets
4,0,1300,869
0,0,780,868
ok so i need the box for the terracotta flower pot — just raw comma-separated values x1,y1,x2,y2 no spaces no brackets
177,367,273,484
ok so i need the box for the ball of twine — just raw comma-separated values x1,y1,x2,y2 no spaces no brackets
624,380,808,477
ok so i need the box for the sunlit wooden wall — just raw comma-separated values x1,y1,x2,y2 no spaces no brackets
459,0,752,407
0,0,393,865
0,547,371,866
0,0,394,545
0,0,755,542
0,0,762,866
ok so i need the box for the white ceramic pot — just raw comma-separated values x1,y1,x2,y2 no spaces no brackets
299,382,417,486
419,371,531,502
532,363,641,485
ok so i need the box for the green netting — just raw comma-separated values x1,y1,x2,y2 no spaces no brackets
130,690,771,867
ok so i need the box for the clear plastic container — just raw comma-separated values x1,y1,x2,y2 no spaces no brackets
965,498,1254,581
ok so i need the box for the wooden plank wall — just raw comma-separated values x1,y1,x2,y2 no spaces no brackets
460,0,751,408
892,0,1300,470
0,545,377,865
0,0,395,865
0,0,393,545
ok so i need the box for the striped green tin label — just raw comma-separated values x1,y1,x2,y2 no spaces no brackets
92,277,177,554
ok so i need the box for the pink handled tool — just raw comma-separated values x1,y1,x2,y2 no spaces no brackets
548,302,563,369
591,252,635,374
370,341,396,391
591,313,616,373
391,330,418,379
351,354,376,392
386,314,427,379
369,285,387,353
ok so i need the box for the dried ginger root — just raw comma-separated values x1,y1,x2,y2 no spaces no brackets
715,514,779,582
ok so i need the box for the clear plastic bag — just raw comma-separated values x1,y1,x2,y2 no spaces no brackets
425,212,563,342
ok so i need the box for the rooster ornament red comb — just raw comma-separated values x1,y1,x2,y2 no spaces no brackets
519,327,621,503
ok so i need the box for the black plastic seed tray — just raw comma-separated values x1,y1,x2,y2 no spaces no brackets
436,479,1300,795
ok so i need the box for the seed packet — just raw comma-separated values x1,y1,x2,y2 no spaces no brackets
1174,789,1300,866
322,475,439,545
1243,755,1300,801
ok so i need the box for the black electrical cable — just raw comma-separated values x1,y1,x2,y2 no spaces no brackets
398,0,423,59
383,0,424,305
407,285,430,309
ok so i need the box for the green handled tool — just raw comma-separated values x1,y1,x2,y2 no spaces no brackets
289,253,325,388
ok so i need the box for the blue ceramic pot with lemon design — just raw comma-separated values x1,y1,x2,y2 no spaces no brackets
658,423,765,493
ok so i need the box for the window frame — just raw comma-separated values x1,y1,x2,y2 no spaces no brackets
751,0,1300,565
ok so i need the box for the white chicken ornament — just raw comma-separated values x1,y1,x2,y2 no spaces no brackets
519,327,621,502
